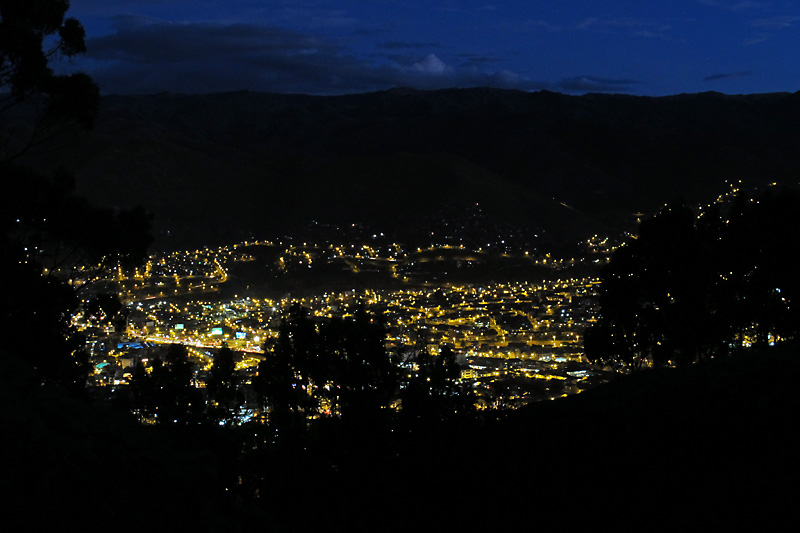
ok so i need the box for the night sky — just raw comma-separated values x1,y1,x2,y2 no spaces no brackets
60,1,800,96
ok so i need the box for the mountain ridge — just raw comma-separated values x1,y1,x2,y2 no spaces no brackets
19,87,800,248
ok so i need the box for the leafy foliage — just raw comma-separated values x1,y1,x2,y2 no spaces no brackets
255,305,399,429
130,344,204,424
1,0,99,160
400,344,473,425
0,1,151,392
586,187,800,368
0,230,88,390
206,344,242,423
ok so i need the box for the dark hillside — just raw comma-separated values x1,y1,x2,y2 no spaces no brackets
295,343,800,529
0,356,231,531
7,344,797,530
19,88,800,246
476,343,800,528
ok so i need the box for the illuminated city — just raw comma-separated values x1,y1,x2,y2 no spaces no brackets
76,235,617,417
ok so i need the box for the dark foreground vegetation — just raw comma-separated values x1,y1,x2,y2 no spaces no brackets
587,185,800,369
4,343,799,531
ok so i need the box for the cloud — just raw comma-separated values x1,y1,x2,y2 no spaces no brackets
394,54,547,91
743,15,800,44
744,33,770,45
458,54,502,68
576,18,673,40
82,21,376,94
750,16,800,28
497,19,563,33
105,14,162,32
557,76,641,93
411,54,452,75
376,41,442,50
437,4,499,14
702,71,754,82
89,20,325,64
305,15,359,29
76,20,551,94
699,0,762,9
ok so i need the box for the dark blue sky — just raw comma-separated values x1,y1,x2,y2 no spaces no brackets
60,0,800,96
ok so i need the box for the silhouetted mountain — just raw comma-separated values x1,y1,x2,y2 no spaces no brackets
20,88,800,247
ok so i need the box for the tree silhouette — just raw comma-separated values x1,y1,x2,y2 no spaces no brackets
1,0,99,161
85,293,123,325
587,187,800,369
206,344,242,423
318,305,398,424
400,344,471,425
0,235,89,391
255,304,398,429
724,188,800,345
254,309,312,431
140,344,203,424
129,358,152,416
0,1,151,392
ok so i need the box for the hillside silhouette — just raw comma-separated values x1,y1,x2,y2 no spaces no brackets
5,342,797,530
18,88,800,247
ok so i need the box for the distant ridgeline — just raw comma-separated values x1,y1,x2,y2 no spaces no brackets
18,88,800,248
586,185,800,368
